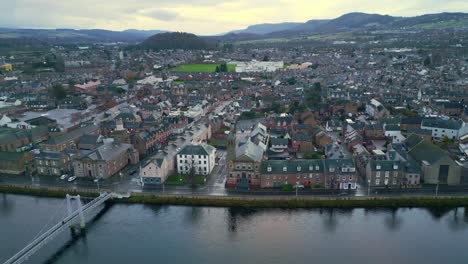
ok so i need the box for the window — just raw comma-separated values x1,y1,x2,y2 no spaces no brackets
375,179,380,185
393,178,397,185
316,166,320,171
385,171,389,178
329,167,335,172
297,166,301,172
267,166,272,172
376,165,381,170
393,164,398,170
283,166,287,172
394,171,398,177
309,166,313,171
376,171,381,177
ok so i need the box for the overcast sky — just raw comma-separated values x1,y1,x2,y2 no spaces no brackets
3,0,468,35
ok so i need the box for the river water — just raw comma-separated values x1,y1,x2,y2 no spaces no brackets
1,193,468,264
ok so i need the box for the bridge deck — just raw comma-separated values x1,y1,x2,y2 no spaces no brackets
3,192,112,264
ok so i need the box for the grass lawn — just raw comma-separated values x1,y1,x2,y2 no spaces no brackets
170,63,236,73
165,174,207,185
165,175,187,185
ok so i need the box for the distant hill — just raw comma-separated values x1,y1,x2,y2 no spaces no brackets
140,32,212,50
2,12,467,45
228,22,302,35
0,28,167,43
391,12,468,28
217,12,468,42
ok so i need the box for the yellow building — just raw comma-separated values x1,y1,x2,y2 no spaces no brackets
1,64,13,71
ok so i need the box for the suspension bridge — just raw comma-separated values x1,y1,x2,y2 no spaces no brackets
3,192,117,264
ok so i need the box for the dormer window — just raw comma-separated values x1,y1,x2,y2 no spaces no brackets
329,167,335,173
376,165,381,170
297,166,301,172
309,166,313,171
267,166,272,172
316,166,320,171
283,166,287,172
393,164,398,170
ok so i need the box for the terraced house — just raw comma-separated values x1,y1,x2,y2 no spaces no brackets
366,160,421,188
260,160,325,188
259,159,357,190
35,150,72,176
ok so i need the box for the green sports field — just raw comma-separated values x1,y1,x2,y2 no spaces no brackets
170,63,236,73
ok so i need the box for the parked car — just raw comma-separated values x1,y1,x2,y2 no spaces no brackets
60,174,68,180
68,176,77,182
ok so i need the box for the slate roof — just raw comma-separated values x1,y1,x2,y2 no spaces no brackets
46,125,99,145
0,151,25,161
270,138,288,146
35,150,62,160
407,128,432,135
83,142,133,161
236,140,264,162
369,160,400,171
385,125,400,132
408,140,450,165
422,119,462,130
401,117,422,125
292,134,313,142
324,159,355,174
178,144,215,156
260,159,324,174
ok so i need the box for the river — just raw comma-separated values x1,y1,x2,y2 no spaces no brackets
1,193,468,264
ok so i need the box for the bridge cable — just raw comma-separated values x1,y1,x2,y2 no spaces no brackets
30,199,67,241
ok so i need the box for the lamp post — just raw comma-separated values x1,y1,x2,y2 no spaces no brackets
93,177,101,193
367,179,371,196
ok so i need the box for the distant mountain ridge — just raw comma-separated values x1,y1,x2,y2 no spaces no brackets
1,12,467,44
227,22,302,35
0,28,167,42
224,12,468,41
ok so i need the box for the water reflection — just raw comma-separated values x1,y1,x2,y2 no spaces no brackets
0,193,14,216
227,207,257,233
383,208,403,231
447,208,468,231
425,207,454,220
44,203,111,264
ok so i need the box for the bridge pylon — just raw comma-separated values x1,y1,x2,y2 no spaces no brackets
66,194,86,229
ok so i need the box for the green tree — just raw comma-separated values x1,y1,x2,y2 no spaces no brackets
287,77,297,85
51,84,67,100
219,63,228,72
423,56,431,67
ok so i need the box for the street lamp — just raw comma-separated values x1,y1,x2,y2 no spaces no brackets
368,179,371,196
94,177,101,193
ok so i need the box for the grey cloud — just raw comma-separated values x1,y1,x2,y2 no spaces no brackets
143,9,179,21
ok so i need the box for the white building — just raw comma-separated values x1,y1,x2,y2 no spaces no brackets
233,60,284,73
421,119,467,140
176,144,216,175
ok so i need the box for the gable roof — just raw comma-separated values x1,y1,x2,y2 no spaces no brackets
178,144,215,156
